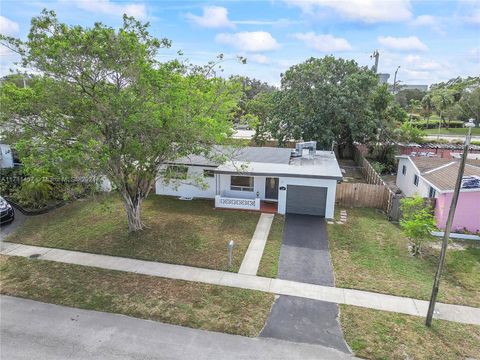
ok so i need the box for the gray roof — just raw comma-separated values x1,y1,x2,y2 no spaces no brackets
171,146,292,167
215,150,343,180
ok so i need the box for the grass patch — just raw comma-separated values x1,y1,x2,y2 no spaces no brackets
6,194,260,272
328,208,480,307
0,255,273,336
340,305,480,360
257,215,284,278
424,127,480,136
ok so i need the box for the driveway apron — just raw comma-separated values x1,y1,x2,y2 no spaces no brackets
260,214,350,353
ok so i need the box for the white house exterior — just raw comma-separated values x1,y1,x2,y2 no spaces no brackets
155,143,343,219
396,155,480,233
396,156,438,198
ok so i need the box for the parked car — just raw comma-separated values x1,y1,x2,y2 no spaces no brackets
0,196,14,224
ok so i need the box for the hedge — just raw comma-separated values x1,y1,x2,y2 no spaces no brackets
411,120,464,129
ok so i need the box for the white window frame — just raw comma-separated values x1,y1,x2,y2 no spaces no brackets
413,174,419,186
230,176,254,192
428,186,436,198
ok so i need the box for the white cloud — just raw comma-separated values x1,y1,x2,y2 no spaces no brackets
215,31,280,52
233,18,301,26
186,6,234,28
67,0,146,19
410,15,445,34
284,0,411,23
378,36,428,51
247,54,269,64
404,55,442,71
464,8,480,23
293,32,352,52
0,16,19,36
469,47,480,62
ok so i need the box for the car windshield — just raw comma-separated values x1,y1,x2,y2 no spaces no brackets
0,196,8,208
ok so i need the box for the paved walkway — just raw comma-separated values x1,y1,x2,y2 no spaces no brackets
1,295,358,360
239,213,274,275
1,242,479,325
261,215,349,353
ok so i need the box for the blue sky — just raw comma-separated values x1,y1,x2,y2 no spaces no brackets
1,0,479,86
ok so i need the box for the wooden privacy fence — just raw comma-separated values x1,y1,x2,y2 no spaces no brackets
341,145,400,219
335,183,393,210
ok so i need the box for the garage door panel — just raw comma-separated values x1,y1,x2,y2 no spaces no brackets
286,185,327,217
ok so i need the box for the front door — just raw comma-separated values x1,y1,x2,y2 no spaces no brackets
265,177,279,200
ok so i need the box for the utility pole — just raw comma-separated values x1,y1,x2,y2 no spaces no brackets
425,118,476,327
370,50,379,73
393,66,400,94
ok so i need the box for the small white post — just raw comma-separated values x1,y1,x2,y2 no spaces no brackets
228,240,234,268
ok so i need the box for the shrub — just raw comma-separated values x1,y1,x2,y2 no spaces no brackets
398,122,426,143
400,196,436,256
15,178,54,208
370,161,385,175
411,120,465,129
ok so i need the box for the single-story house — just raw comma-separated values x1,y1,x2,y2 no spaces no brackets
396,155,480,233
155,142,343,219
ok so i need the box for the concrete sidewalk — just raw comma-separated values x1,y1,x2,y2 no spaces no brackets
2,242,479,325
239,213,274,275
1,295,357,360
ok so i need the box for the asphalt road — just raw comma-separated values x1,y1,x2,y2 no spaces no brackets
0,206,25,241
0,296,356,360
261,215,350,353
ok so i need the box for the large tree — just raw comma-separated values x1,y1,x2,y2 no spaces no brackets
261,56,379,155
0,10,241,232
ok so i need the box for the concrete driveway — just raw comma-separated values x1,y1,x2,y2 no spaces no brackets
260,214,350,353
0,206,26,241
1,296,357,360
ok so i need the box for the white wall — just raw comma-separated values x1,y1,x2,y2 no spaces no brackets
277,177,337,219
396,158,432,197
0,144,14,168
156,166,216,199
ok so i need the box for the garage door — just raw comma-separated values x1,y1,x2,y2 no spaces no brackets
286,185,327,217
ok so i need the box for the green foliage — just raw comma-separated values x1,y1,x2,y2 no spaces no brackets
395,89,426,109
16,178,54,208
370,161,385,175
397,122,426,143
422,76,480,126
411,120,464,129
458,87,480,123
1,9,242,232
400,196,436,256
258,56,379,153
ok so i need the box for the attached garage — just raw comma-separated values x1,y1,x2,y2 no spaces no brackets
286,185,328,217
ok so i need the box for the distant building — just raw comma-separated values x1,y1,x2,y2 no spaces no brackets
378,73,390,84
396,84,429,92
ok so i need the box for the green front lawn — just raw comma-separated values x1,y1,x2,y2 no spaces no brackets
6,194,260,271
328,208,480,307
341,305,480,360
0,255,273,336
257,215,284,278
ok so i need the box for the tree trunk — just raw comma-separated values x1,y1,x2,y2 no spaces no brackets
121,192,144,232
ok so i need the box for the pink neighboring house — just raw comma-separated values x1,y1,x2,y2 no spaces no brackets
396,156,480,234
435,192,480,233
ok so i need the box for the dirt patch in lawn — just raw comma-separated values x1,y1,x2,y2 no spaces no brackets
5,194,260,271
328,208,480,307
0,255,273,337
340,305,480,360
